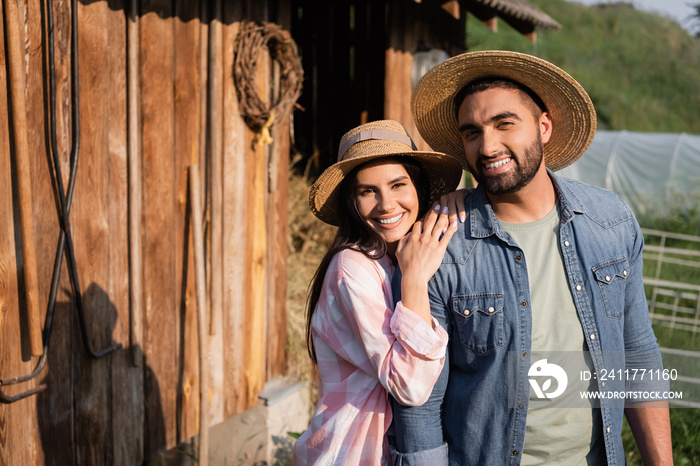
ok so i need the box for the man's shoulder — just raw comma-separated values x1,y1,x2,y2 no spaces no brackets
555,175,634,222
556,174,624,202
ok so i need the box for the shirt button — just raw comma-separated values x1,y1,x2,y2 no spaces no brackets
518,403,524,409
590,334,596,340
464,309,470,316
564,241,570,247
521,301,527,307
516,254,523,261
623,270,628,276
488,306,495,313
512,450,519,456
576,285,582,291
602,381,605,387
605,275,611,282
606,427,611,433
522,351,528,357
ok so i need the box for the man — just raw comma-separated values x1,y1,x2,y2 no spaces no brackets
390,51,672,465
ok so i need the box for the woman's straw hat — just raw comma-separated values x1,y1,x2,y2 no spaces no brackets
411,50,597,172
309,120,463,226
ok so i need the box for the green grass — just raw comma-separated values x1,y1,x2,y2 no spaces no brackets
640,199,700,237
623,408,700,465
666,409,700,465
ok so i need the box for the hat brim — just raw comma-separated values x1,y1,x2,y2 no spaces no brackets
411,51,597,172
309,151,463,226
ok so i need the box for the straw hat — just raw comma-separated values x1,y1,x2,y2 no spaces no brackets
309,120,463,226
411,50,597,172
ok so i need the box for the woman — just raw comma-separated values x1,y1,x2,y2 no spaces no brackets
293,120,464,465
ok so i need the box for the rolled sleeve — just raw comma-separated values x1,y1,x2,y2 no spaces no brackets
625,349,671,400
390,442,448,466
391,301,448,359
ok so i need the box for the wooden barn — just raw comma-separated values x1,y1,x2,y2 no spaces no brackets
0,0,558,464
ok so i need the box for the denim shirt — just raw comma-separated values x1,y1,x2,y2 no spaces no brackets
390,171,668,466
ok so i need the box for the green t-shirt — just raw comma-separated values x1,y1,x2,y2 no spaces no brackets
501,204,606,466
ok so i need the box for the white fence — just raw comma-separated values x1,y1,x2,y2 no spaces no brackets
643,228,700,335
642,229,700,408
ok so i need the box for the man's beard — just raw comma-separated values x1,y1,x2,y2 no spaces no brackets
467,133,544,195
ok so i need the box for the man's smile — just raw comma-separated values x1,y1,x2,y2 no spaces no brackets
484,157,512,171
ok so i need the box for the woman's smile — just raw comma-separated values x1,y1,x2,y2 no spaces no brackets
376,212,405,225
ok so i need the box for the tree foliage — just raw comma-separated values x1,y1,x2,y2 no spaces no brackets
692,3,700,37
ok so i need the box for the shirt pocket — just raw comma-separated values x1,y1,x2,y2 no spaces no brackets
451,294,504,354
592,258,629,319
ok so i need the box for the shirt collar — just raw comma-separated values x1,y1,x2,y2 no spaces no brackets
468,168,586,238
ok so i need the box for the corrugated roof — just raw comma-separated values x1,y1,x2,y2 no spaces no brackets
470,0,561,29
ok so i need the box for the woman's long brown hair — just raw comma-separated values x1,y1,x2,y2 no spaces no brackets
305,156,430,363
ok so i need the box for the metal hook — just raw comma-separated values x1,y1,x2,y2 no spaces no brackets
0,233,63,402
0,380,47,403
1,0,121,404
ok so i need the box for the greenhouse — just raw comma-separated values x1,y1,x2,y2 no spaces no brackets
559,130,700,220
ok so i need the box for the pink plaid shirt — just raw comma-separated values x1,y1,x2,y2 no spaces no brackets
293,248,448,465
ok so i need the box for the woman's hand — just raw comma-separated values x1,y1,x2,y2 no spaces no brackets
395,205,458,324
430,188,474,224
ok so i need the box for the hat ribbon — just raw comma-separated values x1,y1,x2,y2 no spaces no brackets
337,129,418,162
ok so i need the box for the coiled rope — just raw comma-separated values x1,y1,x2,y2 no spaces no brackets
233,20,303,145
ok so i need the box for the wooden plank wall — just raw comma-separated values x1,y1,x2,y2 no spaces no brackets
0,0,290,463
385,0,467,151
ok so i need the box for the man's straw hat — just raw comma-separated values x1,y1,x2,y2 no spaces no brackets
411,50,597,172
309,120,463,226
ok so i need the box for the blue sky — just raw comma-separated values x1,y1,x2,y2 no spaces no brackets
567,0,699,35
